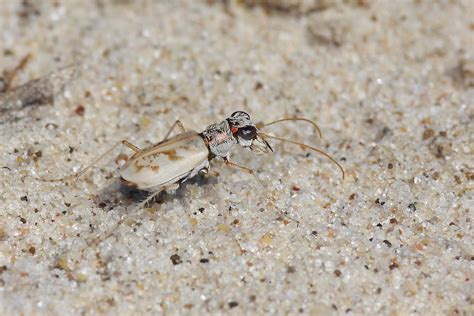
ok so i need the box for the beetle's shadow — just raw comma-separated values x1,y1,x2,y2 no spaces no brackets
93,173,218,210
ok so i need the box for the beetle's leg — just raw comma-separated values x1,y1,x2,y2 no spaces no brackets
35,139,137,183
134,183,180,211
223,158,254,174
122,140,141,153
223,158,264,189
201,168,220,177
162,120,186,141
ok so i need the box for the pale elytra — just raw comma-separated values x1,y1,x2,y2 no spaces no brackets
38,111,345,209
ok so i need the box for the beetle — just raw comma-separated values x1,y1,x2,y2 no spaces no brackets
38,111,344,209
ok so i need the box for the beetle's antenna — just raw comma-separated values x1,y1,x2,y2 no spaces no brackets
256,118,322,139
34,140,128,183
258,132,345,180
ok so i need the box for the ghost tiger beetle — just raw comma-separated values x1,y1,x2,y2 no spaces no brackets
39,111,344,209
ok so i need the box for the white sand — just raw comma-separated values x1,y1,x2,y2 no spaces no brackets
0,1,472,314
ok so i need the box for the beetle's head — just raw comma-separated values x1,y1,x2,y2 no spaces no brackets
227,111,273,153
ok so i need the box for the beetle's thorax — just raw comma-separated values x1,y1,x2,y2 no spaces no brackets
200,120,237,158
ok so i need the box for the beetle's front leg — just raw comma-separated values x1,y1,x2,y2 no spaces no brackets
222,157,264,189
223,157,255,175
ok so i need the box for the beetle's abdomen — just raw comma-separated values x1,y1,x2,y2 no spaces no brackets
119,131,209,190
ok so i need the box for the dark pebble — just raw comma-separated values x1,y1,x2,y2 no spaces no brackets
170,254,182,265
389,261,399,270
75,105,85,116
407,203,416,212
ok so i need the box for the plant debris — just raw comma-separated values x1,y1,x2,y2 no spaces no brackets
0,64,79,119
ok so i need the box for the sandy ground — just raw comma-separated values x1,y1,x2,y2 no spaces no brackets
0,0,473,315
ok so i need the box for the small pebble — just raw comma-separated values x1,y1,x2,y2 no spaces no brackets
170,254,182,265
422,128,435,140
74,105,85,116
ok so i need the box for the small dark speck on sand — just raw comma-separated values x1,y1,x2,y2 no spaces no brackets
170,254,182,265
389,261,399,270
228,301,239,308
75,104,85,116
375,198,385,206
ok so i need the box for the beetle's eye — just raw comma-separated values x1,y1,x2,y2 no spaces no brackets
238,126,257,140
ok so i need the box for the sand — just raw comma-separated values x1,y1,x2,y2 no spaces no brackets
0,1,473,315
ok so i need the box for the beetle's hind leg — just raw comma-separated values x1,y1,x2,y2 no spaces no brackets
34,139,141,183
